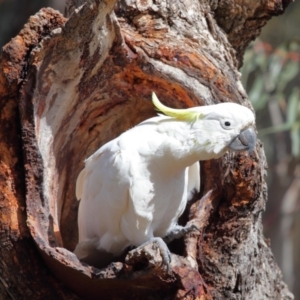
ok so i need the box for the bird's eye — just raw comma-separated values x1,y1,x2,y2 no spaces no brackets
224,121,231,127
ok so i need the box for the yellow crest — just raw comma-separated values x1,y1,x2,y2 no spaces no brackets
152,92,202,121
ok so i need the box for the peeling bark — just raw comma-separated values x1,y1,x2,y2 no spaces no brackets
0,0,294,299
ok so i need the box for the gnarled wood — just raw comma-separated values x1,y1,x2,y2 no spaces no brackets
0,0,294,299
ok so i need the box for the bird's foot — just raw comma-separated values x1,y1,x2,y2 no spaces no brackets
163,224,200,244
125,237,171,272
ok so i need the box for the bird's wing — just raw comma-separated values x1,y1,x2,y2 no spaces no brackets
76,167,86,200
187,162,200,199
77,144,133,255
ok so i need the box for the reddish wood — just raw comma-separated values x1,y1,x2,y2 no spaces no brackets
0,0,294,299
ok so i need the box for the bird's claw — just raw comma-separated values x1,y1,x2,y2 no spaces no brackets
163,224,200,244
126,237,172,272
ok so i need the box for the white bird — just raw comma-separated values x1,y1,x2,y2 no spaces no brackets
74,93,256,269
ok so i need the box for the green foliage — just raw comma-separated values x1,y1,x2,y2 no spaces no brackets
241,40,300,157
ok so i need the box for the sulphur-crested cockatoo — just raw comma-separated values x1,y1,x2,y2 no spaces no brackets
74,93,256,268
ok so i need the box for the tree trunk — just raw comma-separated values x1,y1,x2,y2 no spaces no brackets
0,0,294,299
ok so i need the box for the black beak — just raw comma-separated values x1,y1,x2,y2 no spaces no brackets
229,127,256,154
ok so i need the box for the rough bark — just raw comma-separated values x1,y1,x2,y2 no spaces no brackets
0,0,294,299
0,8,80,300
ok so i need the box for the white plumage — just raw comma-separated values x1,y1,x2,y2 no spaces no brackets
74,93,256,264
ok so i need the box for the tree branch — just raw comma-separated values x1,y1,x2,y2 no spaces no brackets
0,0,294,299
